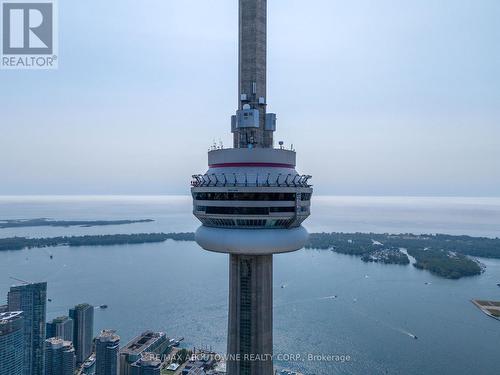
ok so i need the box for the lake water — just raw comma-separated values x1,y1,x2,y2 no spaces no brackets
0,196,499,375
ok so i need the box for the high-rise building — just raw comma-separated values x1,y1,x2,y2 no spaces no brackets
44,337,76,375
8,282,47,375
191,1,313,374
46,316,73,342
119,331,169,375
69,303,94,364
0,311,24,375
129,353,161,375
95,330,120,375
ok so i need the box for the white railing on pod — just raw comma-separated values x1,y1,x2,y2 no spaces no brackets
191,173,312,187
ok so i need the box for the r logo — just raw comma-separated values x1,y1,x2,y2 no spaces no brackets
2,2,53,54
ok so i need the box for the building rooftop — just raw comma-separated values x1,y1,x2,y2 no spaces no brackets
9,281,47,289
45,337,74,350
0,311,23,336
49,315,70,323
132,352,162,368
72,303,92,310
120,331,166,355
0,311,23,321
97,329,120,343
167,363,180,371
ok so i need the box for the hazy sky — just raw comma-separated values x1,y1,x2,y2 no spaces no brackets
1,0,499,196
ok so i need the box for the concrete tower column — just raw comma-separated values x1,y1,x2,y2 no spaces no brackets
227,254,273,375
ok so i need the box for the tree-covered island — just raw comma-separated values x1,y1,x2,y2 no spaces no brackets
0,233,194,251
0,231,498,279
307,233,494,279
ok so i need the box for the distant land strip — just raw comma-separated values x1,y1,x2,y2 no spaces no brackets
0,233,193,251
0,218,154,229
1,232,499,280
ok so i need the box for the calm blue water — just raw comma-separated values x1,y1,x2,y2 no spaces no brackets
0,196,499,375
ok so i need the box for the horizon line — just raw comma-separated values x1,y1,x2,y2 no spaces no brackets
0,194,499,199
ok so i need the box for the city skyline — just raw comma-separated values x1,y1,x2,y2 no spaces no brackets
0,0,499,197
0,281,196,375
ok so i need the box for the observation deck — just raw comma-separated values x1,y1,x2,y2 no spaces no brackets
191,148,312,230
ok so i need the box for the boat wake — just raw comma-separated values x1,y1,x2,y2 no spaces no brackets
318,295,338,300
397,328,418,339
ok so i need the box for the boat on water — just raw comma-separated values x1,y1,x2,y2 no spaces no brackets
100,304,108,309
170,337,184,347
497,283,500,287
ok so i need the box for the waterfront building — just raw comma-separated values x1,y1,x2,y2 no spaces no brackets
165,363,179,372
129,353,161,375
96,329,120,375
46,316,73,342
191,0,312,373
119,331,169,375
8,282,47,375
182,366,206,375
44,337,76,375
69,303,94,364
0,311,24,375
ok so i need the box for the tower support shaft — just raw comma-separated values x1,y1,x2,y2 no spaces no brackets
227,254,273,375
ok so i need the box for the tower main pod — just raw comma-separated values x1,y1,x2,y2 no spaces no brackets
191,1,312,374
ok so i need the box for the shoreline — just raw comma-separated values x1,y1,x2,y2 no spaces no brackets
1,231,498,280
471,300,500,321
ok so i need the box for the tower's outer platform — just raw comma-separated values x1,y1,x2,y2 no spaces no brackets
196,226,308,255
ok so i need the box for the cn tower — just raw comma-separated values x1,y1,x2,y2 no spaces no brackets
191,1,313,374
